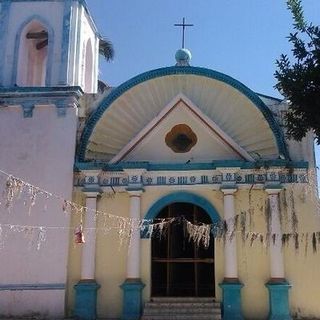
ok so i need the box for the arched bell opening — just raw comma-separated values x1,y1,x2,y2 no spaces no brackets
83,39,94,93
16,20,50,86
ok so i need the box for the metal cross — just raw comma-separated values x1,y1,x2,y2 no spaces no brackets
174,17,194,49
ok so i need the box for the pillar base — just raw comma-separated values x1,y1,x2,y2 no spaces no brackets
74,280,100,320
266,280,292,320
120,278,145,320
219,280,243,320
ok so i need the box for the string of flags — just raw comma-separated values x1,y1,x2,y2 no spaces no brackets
0,168,320,254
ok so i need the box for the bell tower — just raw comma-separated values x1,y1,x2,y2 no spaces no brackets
0,0,100,93
0,1,102,317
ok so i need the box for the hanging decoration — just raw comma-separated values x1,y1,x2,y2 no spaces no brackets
74,224,85,244
0,168,320,253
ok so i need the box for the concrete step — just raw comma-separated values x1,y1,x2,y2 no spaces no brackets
145,302,220,309
144,307,220,315
142,315,221,320
150,297,215,303
142,297,221,320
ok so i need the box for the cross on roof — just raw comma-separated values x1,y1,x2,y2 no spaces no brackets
174,17,194,49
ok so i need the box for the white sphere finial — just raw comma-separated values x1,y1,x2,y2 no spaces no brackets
175,48,192,66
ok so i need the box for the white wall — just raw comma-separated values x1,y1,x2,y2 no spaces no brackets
0,104,78,317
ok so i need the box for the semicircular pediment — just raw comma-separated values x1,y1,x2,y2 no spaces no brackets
79,66,287,162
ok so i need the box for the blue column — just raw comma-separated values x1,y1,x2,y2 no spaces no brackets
266,281,292,320
74,280,100,320
120,279,145,320
219,281,243,320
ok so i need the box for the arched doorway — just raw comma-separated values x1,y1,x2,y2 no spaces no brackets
151,202,215,297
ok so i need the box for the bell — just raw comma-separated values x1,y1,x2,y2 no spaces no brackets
74,224,85,244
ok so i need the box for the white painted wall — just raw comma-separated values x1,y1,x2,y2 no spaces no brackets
0,105,78,317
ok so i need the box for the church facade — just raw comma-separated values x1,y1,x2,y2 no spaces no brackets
0,1,320,320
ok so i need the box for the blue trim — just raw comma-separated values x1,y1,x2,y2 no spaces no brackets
59,0,72,85
12,15,54,86
0,86,83,95
256,92,283,103
21,101,35,118
0,0,11,85
141,191,221,238
144,191,220,222
266,281,292,320
74,160,309,172
0,283,65,291
78,66,289,161
120,279,145,320
74,280,100,320
219,281,244,320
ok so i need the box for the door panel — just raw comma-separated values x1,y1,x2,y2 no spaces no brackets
151,203,215,297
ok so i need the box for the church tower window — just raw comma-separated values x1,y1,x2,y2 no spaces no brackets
16,20,49,86
84,39,94,93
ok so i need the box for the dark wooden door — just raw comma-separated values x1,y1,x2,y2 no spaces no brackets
151,203,215,297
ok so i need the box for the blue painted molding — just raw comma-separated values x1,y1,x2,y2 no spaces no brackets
74,160,309,172
266,281,292,320
141,191,221,238
21,101,35,118
219,281,244,320
143,191,220,229
59,0,72,85
0,0,11,85
74,280,100,320
0,283,65,291
120,279,145,320
256,92,283,102
12,15,54,86
78,66,289,161
0,86,83,95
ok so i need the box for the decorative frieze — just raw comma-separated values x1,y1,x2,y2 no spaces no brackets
74,168,309,188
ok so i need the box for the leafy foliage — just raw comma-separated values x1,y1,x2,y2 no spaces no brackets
275,0,320,142
99,38,114,62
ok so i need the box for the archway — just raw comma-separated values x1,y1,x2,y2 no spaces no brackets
152,202,215,297
144,192,220,298
17,19,49,86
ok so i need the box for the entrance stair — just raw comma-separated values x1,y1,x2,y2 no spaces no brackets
141,297,221,320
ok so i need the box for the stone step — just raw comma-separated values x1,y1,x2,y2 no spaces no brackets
151,297,215,303
142,315,221,320
142,298,221,320
143,307,221,315
145,302,220,309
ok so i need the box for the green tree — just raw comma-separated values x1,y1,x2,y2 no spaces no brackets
99,37,114,62
275,0,320,142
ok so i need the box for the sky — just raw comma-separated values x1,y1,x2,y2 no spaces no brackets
85,0,320,171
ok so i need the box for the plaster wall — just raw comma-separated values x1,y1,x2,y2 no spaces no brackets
69,2,99,93
0,105,78,317
67,184,320,319
123,102,243,163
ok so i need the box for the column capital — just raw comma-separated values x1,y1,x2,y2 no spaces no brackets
82,187,102,198
127,189,144,197
221,186,238,195
264,185,283,195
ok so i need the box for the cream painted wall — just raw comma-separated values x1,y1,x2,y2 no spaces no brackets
68,183,320,319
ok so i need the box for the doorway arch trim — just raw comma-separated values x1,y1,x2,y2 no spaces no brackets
142,191,221,239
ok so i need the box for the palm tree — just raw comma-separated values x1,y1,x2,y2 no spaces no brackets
99,37,114,61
